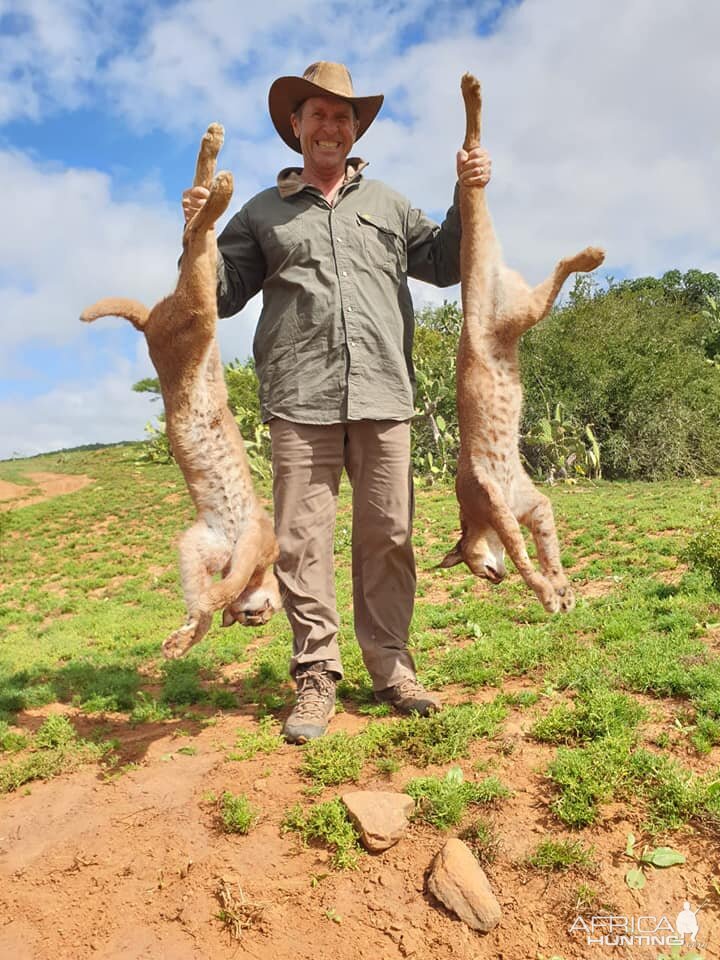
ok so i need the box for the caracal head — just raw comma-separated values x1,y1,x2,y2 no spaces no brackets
439,526,506,583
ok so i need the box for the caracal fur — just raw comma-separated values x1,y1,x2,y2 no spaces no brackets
81,124,281,657
440,75,605,613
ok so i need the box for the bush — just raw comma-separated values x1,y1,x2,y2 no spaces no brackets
684,514,720,590
520,274,720,480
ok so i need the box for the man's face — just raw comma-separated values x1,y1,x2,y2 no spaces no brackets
290,95,358,176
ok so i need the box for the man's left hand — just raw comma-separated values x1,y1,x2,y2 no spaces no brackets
456,147,492,188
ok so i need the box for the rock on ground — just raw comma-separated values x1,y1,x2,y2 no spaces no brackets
341,790,415,852
427,838,502,932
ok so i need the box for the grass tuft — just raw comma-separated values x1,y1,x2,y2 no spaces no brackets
218,791,259,834
405,766,509,829
281,798,363,869
528,837,596,872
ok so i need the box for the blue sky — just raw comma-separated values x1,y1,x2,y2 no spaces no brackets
1,0,719,459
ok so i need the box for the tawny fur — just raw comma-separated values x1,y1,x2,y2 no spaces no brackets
440,75,605,613
81,124,281,657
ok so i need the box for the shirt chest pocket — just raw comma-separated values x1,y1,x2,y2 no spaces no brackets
356,213,407,273
262,219,303,269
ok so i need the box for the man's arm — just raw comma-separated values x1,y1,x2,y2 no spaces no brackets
215,207,266,318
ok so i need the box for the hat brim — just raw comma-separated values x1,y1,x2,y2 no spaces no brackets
269,76,384,153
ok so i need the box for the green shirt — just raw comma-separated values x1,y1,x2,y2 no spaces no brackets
216,160,462,424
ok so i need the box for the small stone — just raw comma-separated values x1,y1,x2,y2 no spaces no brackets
341,790,415,853
427,838,502,933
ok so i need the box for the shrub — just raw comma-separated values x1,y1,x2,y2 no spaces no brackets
684,514,720,590
520,274,720,480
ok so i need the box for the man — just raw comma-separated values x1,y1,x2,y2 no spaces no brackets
182,62,491,743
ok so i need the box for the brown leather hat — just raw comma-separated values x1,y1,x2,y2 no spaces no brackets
268,61,384,153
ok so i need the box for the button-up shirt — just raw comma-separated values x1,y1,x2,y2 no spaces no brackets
216,159,462,424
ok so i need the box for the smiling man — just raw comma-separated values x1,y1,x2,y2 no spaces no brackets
182,61,491,743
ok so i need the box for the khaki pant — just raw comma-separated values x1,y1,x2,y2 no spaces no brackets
269,418,416,690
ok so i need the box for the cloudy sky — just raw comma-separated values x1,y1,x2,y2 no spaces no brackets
1,0,718,459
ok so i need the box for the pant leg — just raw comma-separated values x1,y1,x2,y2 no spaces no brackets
344,419,417,690
270,419,345,679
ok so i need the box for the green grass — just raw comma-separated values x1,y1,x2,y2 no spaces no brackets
0,714,112,793
1,445,720,846
218,791,259,834
405,766,510,829
528,837,596,872
228,716,284,761
299,701,507,787
531,687,646,744
281,798,363,869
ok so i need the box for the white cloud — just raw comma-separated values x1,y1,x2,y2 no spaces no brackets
0,351,157,459
0,149,180,350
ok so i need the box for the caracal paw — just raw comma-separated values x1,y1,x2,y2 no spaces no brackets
162,620,200,659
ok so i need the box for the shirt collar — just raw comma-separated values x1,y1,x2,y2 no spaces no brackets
276,158,368,198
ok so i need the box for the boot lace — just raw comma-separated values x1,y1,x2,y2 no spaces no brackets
294,665,335,719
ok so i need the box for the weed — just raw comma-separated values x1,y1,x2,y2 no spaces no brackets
214,878,265,940
531,688,645,744
218,791,258,834
571,883,601,914
406,767,509,829
546,735,633,827
623,832,685,889
34,714,77,749
691,714,720,754
684,514,720,589
391,701,507,766
281,798,362,869
229,716,284,761
0,720,28,753
528,837,596,872
459,817,501,866
300,731,369,786
0,714,111,794
375,756,401,776
298,702,506,788
129,693,173,725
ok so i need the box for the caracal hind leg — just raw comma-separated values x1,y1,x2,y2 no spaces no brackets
518,246,605,332
184,170,233,237
194,123,224,190
162,522,229,659
467,467,561,613
514,474,575,612
200,520,273,618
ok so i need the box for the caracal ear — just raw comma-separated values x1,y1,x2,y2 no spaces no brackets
438,540,464,569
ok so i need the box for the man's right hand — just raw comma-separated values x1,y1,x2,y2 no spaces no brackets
182,185,210,223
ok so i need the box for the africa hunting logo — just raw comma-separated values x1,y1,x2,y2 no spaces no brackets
569,901,702,949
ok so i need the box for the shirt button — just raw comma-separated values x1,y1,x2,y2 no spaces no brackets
347,306,353,312
342,271,348,277
337,237,343,242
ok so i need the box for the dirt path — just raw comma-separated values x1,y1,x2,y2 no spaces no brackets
0,471,93,510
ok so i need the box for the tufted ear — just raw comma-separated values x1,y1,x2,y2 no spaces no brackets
438,539,464,568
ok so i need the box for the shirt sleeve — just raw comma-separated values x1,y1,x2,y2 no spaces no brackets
405,182,462,288
215,205,266,318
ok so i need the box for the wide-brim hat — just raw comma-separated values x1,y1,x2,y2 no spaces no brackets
268,61,384,153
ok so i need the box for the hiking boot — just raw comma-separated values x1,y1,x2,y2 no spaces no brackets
374,677,440,717
283,661,336,744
